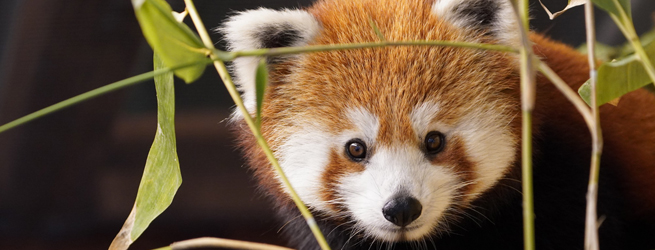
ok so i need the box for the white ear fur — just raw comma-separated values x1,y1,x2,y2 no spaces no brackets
219,8,321,119
432,0,520,47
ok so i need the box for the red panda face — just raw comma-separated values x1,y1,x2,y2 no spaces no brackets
223,0,522,243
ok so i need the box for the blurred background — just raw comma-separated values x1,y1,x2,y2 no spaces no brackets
0,0,653,249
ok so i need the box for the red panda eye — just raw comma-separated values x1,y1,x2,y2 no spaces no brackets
346,139,367,161
425,131,445,154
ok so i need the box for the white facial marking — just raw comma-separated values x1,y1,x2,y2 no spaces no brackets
334,103,516,242
276,125,333,212
411,101,517,201
276,108,380,213
340,146,459,241
456,109,517,200
342,107,380,143
410,101,452,136
333,106,460,241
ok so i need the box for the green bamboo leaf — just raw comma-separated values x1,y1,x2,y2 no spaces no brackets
538,0,585,20
592,0,631,20
255,58,268,129
132,0,206,83
109,53,182,250
578,40,655,106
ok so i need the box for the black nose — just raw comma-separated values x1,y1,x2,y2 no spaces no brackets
382,196,422,227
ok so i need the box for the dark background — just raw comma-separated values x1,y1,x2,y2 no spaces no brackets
0,0,653,249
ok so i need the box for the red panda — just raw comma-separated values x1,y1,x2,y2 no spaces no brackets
220,0,655,249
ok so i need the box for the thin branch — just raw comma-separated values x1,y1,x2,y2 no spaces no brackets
168,237,294,250
584,2,602,250
182,1,332,249
515,0,537,249
0,60,209,134
215,41,518,61
536,62,594,128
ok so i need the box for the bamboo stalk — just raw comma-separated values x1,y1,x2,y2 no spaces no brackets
215,41,517,61
536,62,594,128
182,1,332,249
583,2,603,250
0,60,209,134
515,0,537,249
167,237,294,250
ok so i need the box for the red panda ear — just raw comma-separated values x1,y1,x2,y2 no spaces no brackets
218,8,320,119
432,0,520,47
220,8,320,51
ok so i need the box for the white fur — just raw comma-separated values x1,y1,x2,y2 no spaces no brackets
276,124,334,212
432,0,520,47
455,108,517,201
343,107,380,143
225,2,520,243
410,101,454,137
334,103,516,242
336,106,460,241
220,8,321,119
276,108,380,213
410,101,516,201
340,145,459,241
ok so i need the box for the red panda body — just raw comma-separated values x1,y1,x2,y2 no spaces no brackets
221,0,655,249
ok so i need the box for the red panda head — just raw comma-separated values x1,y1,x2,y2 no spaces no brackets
222,0,522,242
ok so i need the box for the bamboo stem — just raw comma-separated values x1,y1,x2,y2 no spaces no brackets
215,41,517,61
168,237,294,250
0,60,208,134
182,1,331,249
584,2,602,250
536,62,594,128
515,0,536,249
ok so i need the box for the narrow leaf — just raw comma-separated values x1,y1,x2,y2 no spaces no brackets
579,40,655,106
538,0,585,20
592,0,631,20
133,0,206,83
255,58,268,129
110,53,182,250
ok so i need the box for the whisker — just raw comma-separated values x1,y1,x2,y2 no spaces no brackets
277,214,304,233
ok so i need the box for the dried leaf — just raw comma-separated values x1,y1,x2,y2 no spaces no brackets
538,0,585,20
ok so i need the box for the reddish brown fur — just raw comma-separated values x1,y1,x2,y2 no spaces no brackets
320,150,366,212
531,34,655,224
233,0,655,239
431,136,477,197
260,0,520,211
